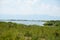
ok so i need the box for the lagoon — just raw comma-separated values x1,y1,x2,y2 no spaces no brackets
2,20,45,26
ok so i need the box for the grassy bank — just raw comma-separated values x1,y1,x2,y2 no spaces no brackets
0,22,60,40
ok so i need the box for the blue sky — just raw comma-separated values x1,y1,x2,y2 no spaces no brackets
0,0,60,20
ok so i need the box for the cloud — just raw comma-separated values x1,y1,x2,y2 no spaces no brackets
0,0,60,17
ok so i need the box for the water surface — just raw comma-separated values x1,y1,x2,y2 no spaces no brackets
5,20,45,26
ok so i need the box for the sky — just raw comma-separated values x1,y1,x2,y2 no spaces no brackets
0,0,60,20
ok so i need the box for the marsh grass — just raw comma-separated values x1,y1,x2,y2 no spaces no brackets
0,22,60,40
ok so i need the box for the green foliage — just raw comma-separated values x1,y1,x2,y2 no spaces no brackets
24,31,32,37
43,20,60,26
0,21,60,40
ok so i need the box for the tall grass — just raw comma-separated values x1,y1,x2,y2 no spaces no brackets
0,22,60,40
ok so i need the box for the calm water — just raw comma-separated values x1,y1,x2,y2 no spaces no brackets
5,21,45,26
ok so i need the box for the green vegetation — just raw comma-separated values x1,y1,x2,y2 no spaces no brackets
44,20,60,26
0,21,60,40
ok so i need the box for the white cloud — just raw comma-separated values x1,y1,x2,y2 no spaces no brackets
24,0,38,5
0,8,16,14
0,0,60,17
